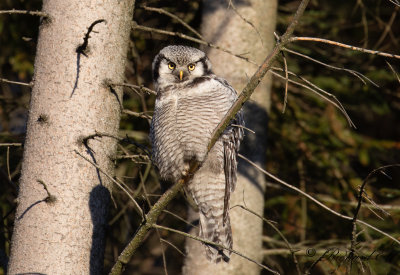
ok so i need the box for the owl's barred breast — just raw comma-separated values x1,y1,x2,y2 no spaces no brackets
151,77,237,182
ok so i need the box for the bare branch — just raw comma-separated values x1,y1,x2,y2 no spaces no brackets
122,109,152,120
109,176,186,275
270,67,356,128
208,0,311,151
388,0,400,7
140,5,203,40
153,224,280,275
238,154,400,246
162,209,197,228
316,194,400,212
0,9,48,17
0,143,22,147
131,22,258,65
283,47,379,87
373,6,399,49
160,238,186,256
227,0,263,46
289,36,400,59
282,52,289,113
0,77,32,87
231,205,301,275
109,82,157,96
386,61,400,83
74,150,143,218
349,165,400,259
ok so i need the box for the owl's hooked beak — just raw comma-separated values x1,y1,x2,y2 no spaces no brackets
179,70,184,81
174,69,188,81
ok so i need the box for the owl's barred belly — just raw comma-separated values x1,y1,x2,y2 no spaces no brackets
154,92,226,181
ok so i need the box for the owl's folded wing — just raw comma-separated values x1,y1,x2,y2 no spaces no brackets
222,110,244,225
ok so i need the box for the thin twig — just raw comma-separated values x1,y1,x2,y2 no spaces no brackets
0,78,32,87
231,124,255,134
385,61,400,83
155,229,169,275
74,150,143,217
283,47,379,87
132,22,258,65
160,238,186,256
227,0,263,46
110,82,157,96
373,6,399,50
140,5,203,39
162,209,197,228
388,0,400,7
0,143,22,147
208,0,311,151
7,147,12,182
289,36,400,60
350,165,399,259
238,154,400,246
231,205,301,275
298,159,307,243
362,192,390,216
0,9,48,17
109,175,187,275
295,74,356,128
270,67,356,128
122,109,152,119
316,194,400,212
282,52,289,113
153,224,280,275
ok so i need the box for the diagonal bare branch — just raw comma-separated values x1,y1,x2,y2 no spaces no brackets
109,1,311,273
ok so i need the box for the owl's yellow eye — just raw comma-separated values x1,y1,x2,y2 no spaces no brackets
188,64,195,71
168,62,175,70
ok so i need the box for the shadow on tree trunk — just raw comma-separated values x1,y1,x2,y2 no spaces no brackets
89,185,111,275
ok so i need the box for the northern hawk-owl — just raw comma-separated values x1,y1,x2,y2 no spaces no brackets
150,45,244,262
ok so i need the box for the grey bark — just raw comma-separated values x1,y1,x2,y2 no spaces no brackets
183,0,277,274
8,0,134,274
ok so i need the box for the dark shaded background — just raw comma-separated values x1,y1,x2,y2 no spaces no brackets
1,0,399,274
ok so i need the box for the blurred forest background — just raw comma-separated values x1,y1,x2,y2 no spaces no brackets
1,0,400,274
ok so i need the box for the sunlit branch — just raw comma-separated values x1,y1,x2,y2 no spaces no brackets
0,77,32,87
289,36,400,60
0,9,48,17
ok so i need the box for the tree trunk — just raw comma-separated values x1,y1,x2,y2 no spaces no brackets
8,0,134,274
183,0,277,274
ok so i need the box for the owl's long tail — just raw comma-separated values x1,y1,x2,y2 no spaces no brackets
199,209,232,263
188,163,233,263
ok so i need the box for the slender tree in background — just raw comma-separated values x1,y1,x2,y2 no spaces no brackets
7,0,134,273
183,1,278,274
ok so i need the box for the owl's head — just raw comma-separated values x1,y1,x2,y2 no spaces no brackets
152,45,212,89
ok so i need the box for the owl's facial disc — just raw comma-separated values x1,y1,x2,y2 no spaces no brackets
152,46,213,89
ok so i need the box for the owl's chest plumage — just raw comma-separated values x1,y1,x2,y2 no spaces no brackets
150,77,236,181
